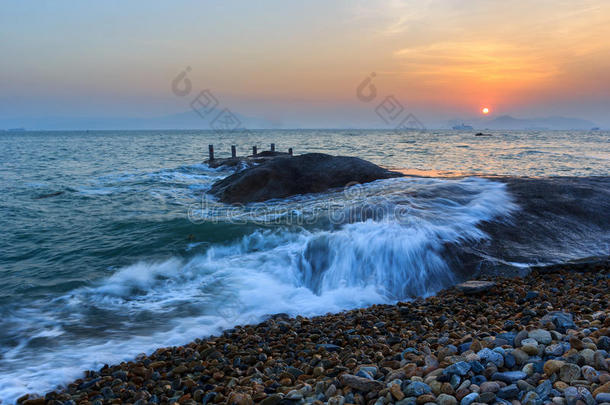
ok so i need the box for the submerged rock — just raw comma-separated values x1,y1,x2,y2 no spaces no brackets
208,153,403,203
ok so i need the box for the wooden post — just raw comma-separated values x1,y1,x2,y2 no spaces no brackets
252,146,257,156
231,145,236,158
208,144,214,161
271,143,275,152
288,148,293,156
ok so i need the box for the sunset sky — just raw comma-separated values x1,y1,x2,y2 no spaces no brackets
2,0,610,128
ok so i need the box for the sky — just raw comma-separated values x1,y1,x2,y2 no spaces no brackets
1,0,610,128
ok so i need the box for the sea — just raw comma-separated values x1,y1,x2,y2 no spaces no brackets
0,129,609,403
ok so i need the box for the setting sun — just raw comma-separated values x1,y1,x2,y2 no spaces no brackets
482,107,490,115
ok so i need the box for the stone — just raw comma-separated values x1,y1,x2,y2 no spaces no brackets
479,381,500,393
227,392,253,405
285,390,303,400
536,380,552,399
564,387,580,405
515,330,529,347
593,382,610,397
340,374,383,392
559,363,581,383
545,343,565,357
416,394,436,404
477,348,504,368
209,153,403,203
512,349,530,365
576,386,595,405
521,391,540,405
580,349,595,366
444,362,471,376
436,393,457,405
540,312,576,333
497,384,520,399
580,365,599,383
598,336,610,351
478,391,495,403
529,329,552,345
403,382,432,397
595,393,610,403
456,280,495,295
544,360,566,375
492,371,528,384
390,384,405,400
459,392,479,405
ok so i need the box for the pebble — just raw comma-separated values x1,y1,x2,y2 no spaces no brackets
19,266,609,405
559,363,581,383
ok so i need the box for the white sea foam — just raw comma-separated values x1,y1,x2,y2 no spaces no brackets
0,177,515,403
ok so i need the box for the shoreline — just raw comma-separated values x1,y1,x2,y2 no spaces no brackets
18,263,609,405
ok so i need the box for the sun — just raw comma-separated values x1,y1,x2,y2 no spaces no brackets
481,107,490,115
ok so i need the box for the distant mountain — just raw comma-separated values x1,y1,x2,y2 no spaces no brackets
484,115,597,130
445,115,598,130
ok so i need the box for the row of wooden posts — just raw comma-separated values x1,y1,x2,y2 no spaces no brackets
207,143,292,160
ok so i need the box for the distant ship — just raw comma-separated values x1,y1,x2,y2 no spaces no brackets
452,123,474,130
591,127,600,131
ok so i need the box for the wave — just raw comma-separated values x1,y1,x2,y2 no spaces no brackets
0,176,514,403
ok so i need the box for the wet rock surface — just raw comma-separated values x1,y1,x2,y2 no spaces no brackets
208,153,403,203
23,265,609,405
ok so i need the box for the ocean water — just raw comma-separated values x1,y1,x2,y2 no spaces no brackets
0,129,609,403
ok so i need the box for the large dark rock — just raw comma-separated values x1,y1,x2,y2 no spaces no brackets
208,153,403,203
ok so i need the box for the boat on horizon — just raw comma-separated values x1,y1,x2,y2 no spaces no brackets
452,123,474,130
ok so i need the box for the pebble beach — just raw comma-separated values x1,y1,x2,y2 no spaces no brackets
18,262,609,405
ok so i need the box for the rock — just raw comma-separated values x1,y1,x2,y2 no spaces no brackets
208,153,403,203
521,391,540,405
576,386,595,405
22,399,45,405
497,384,520,399
227,392,253,405
540,312,575,333
316,343,342,352
593,382,610,397
580,365,599,383
477,349,504,368
340,374,383,392
529,329,552,345
563,387,580,405
390,383,405,400
260,394,283,405
512,349,530,365
479,381,500,393
478,391,495,403
544,360,565,375
595,393,610,403
444,362,471,376
536,379,552,399
437,393,457,405
545,343,565,357
598,336,610,351
403,381,432,397
416,393,436,404
459,392,479,405
455,280,495,295
285,390,303,400
559,363,581,383
492,371,528,384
